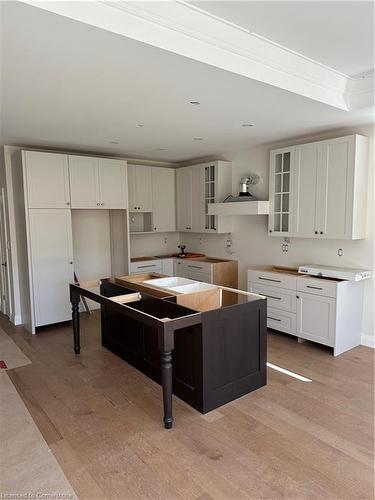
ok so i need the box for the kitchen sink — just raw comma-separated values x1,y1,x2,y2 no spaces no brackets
143,277,194,288
168,282,218,294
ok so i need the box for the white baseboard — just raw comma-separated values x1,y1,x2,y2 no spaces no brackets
361,334,375,348
10,313,22,326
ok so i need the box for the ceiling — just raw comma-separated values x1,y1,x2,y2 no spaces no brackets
190,1,374,76
1,1,374,162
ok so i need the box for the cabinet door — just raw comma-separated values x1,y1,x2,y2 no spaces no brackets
24,151,70,208
293,144,321,238
69,156,99,208
191,165,205,232
296,292,336,347
98,159,127,209
176,167,192,231
151,168,176,232
135,165,152,212
318,137,354,239
127,164,137,211
28,209,74,327
268,149,294,236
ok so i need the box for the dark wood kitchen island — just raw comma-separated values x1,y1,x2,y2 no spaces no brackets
70,274,267,428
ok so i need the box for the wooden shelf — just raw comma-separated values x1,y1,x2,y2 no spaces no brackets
207,201,269,216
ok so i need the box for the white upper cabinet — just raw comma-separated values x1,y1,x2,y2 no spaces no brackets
318,136,366,239
293,143,321,238
269,134,369,240
151,167,176,232
128,165,152,212
177,161,232,233
69,156,127,209
176,166,193,231
23,151,70,208
69,156,100,208
98,158,127,209
268,148,295,236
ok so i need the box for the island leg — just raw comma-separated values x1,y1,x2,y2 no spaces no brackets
161,350,173,429
71,292,80,355
159,325,174,429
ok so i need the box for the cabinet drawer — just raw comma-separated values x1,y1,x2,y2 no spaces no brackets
297,278,337,298
267,308,297,335
183,270,211,283
249,283,297,313
130,260,162,274
248,270,297,290
182,260,212,275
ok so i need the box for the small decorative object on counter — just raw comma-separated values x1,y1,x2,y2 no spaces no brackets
177,244,186,258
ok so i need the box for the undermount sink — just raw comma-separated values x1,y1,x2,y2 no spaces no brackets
143,277,194,288
168,282,217,294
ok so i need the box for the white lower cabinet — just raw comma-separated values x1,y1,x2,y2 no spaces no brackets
28,209,74,329
296,292,336,347
248,268,363,355
161,258,174,277
130,260,162,275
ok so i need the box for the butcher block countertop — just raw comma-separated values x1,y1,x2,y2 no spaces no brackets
130,254,235,263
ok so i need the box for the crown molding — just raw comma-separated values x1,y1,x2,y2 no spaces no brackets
22,0,374,111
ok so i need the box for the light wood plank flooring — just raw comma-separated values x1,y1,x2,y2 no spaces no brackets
1,312,374,500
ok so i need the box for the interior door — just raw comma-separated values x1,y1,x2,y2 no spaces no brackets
151,167,176,232
296,292,336,346
0,190,10,316
98,159,127,209
176,167,192,231
28,209,74,327
69,156,99,208
293,143,321,238
318,137,354,239
24,151,70,208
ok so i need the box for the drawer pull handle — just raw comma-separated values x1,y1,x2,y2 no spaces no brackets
264,294,281,300
259,277,281,283
138,264,157,269
306,285,323,290
267,316,281,322
187,265,203,269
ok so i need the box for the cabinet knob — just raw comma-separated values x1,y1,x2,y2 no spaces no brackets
97,203,100,206
154,227,157,230
269,230,273,233
69,261,73,265
101,203,104,206
134,206,137,209
138,207,141,210
320,231,323,235
314,231,318,234
66,202,70,206
296,295,299,299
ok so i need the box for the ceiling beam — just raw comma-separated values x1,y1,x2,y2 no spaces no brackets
22,0,374,111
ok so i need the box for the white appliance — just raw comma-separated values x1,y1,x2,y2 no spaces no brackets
298,264,371,281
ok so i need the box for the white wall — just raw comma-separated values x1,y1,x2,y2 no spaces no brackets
181,126,375,343
129,232,180,258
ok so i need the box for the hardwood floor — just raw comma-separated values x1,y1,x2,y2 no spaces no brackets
1,312,374,500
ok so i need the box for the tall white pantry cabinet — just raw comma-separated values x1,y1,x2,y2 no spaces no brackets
22,150,128,334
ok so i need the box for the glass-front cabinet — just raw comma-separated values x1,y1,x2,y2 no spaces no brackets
268,147,295,236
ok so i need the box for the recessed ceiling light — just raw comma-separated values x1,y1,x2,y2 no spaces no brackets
190,101,200,105
193,137,204,141
136,124,144,128
242,123,254,127
108,140,119,144
157,148,168,151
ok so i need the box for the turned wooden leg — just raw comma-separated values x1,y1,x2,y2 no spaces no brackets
72,300,80,355
161,350,173,429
